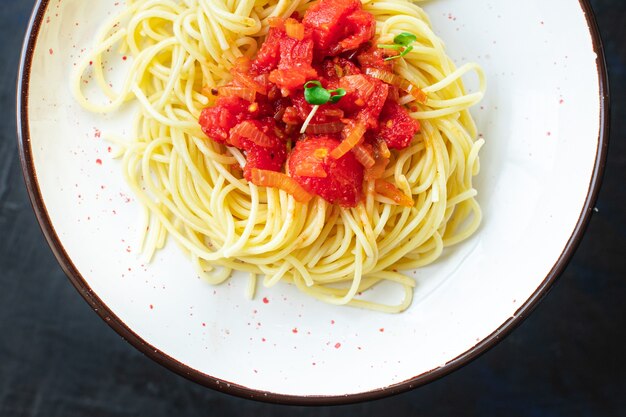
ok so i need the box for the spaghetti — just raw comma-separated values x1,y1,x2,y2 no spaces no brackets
72,0,485,313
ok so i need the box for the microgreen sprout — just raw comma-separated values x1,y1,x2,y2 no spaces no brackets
378,32,417,61
301,81,346,133
304,81,346,105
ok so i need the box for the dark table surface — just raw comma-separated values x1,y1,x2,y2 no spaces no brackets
1,1,625,416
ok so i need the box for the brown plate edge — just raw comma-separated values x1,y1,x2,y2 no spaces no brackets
16,0,610,406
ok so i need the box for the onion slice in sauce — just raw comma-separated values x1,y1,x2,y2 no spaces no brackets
305,121,345,134
352,144,375,168
231,121,274,148
364,139,391,180
250,169,313,203
330,120,367,159
375,179,414,207
377,138,391,158
232,70,268,95
364,68,427,103
217,86,257,102
341,75,376,100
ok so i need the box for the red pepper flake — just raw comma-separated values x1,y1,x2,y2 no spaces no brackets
122,56,128,61
96,159,102,165
334,342,341,349
202,323,206,327
547,131,552,136
261,337,266,342
559,99,564,104
262,297,269,304
94,128,101,138
149,304,154,310
107,146,112,153
331,320,335,325
379,328,385,332
49,48,54,55
292,328,298,334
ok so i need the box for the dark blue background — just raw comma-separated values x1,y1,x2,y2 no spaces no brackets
1,1,624,416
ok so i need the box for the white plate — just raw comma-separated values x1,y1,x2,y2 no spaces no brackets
18,0,608,404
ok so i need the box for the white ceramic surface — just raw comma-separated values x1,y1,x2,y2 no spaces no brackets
19,0,607,402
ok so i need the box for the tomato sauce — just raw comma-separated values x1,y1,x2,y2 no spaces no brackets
199,0,421,207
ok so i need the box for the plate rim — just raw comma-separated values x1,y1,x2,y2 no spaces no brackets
16,0,610,405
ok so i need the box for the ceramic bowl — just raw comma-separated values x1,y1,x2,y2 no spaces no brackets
18,0,608,404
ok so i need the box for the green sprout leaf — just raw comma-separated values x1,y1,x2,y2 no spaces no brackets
301,82,345,134
378,32,417,61
304,81,346,105
394,32,417,47
304,81,331,105
329,88,346,103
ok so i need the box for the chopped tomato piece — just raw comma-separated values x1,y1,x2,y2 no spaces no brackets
199,96,254,144
357,43,393,72
214,118,286,181
251,27,284,74
303,0,373,57
320,58,361,80
336,74,387,124
243,133,287,182
280,36,315,70
269,69,309,92
339,74,376,102
289,137,363,207
378,100,421,150
294,162,328,178
264,30,317,91
303,0,360,56
357,82,389,129
338,10,376,53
